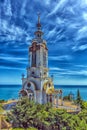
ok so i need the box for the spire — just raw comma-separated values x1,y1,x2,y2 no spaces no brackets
34,13,44,40
37,12,41,30
38,12,40,23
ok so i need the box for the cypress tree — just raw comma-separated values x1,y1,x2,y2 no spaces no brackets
76,89,82,105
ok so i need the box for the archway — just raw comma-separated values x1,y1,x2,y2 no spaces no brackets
21,81,37,101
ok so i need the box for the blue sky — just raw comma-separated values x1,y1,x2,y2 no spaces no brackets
0,0,87,85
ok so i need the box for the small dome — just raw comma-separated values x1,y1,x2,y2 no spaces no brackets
43,81,54,94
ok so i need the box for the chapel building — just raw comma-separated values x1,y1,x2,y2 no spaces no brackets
20,15,63,106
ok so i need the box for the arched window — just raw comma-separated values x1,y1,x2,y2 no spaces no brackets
27,82,31,87
32,71,34,74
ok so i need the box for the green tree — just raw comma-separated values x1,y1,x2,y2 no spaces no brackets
7,97,37,128
76,89,82,105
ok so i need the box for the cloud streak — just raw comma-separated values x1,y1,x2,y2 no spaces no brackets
0,0,87,84
49,55,72,61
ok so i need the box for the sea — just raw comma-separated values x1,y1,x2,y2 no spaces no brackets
0,85,87,101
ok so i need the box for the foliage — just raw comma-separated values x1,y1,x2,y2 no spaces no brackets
7,97,87,130
0,100,7,113
0,99,6,103
12,127,37,130
81,101,87,109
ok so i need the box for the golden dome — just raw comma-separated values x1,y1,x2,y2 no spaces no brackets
46,86,55,94
43,81,55,94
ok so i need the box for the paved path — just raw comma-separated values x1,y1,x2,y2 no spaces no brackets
54,99,81,113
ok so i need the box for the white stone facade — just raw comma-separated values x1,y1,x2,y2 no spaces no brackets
20,15,63,105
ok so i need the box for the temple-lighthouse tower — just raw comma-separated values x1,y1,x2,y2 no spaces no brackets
20,15,61,104
29,14,48,77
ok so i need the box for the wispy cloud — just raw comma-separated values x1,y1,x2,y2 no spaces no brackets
72,44,87,51
0,55,27,63
20,0,27,16
76,26,87,40
75,64,87,68
49,55,72,61
50,67,65,71
83,12,87,20
0,19,31,42
1,0,87,84
3,0,12,16
47,0,68,16
64,70,87,77
0,66,25,71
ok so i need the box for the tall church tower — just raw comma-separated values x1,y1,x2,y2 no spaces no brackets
20,15,56,104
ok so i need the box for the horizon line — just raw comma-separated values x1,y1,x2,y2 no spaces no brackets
0,84,87,86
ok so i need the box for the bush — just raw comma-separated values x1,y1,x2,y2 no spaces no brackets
12,128,37,130
7,97,87,130
0,99,6,103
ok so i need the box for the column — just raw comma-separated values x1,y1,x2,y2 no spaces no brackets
46,94,48,103
54,95,56,106
29,52,32,67
48,95,50,102
61,93,63,106
39,90,43,104
52,94,54,107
